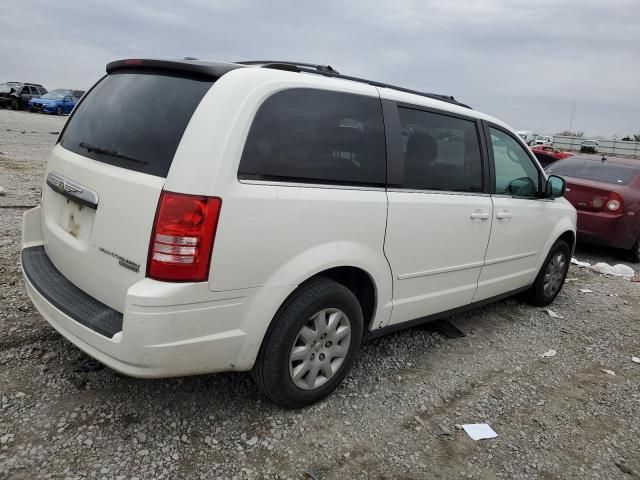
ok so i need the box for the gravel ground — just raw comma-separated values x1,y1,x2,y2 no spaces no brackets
1,109,639,480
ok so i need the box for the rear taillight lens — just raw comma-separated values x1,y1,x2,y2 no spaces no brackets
589,197,605,210
606,192,624,213
147,191,221,282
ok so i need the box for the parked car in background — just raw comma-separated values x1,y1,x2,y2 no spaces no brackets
29,90,78,115
530,145,575,167
531,145,574,160
516,130,536,145
580,140,599,153
534,135,552,145
0,82,47,109
547,156,640,262
20,58,576,407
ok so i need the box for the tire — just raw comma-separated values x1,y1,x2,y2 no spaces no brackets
56,107,63,116
627,240,640,263
526,240,571,306
11,99,20,110
252,277,363,408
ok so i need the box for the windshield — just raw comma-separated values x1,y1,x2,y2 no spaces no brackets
60,70,214,177
582,141,596,145
42,93,65,100
547,158,639,185
0,83,17,93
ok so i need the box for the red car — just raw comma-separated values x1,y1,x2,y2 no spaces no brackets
546,156,640,262
531,145,574,160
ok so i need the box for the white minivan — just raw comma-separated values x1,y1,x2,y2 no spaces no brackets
21,59,576,407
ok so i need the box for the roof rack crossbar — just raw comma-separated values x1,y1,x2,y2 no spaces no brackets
238,60,470,109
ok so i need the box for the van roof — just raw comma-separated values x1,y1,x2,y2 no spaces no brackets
106,58,471,109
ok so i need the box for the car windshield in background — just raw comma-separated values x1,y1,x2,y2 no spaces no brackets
547,158,639,185
0,83,16,93
60,70,214,177
41,93,65,100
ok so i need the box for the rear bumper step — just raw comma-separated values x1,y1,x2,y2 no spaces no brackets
21,246,123,338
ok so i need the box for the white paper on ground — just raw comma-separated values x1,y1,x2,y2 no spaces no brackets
545,309,563,319
601,369,616,376
579,289,593,293
540,349,557,358
462,423,498,441
632,356,640,364
571,258,591,268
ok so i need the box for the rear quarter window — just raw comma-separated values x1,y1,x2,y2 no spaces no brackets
238,88,386,186
60,70,214,177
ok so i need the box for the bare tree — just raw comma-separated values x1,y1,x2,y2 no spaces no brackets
555,130,584,137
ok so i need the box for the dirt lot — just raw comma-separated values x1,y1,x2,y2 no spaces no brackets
1,109,639,480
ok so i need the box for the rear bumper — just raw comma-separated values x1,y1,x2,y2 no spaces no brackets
21,206,288,378
576,210,638,250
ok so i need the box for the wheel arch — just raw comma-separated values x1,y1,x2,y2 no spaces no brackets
537,225,576,273
241,256,391,371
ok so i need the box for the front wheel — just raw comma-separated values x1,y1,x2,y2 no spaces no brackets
526,240,570,306
252,277,363,408
56,106,63,116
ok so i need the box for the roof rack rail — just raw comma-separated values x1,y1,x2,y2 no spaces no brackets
237,60,470,109
236,60,339,74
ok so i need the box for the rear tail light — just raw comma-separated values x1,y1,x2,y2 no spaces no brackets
589,197,605,210
147,191,221,282
606,192,624,213
588,193,624,213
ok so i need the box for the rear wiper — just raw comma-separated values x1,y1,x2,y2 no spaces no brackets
78,142,148,165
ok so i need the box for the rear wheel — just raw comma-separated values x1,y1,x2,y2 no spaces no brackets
11,99,20,110
252,277,363,408
526,240,570,306
628,240,640,263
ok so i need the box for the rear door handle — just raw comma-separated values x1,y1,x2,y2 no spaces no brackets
496,211,513,220
470,211,490,220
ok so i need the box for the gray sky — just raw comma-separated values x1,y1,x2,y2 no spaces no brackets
3,0,638,137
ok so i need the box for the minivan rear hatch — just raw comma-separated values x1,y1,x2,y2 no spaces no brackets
41,61,231,313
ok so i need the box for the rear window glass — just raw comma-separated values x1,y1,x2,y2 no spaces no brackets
547,158,639,185
60,70,213,177
239,88,386,186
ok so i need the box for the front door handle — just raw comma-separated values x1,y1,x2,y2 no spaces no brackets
496,211,513,220
470,211,490,220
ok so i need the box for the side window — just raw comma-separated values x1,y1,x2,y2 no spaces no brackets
397,107,483,192
490,128,540,197
239,88,386,186
27,86,36,95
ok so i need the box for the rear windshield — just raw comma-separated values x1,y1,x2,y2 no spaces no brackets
60,70,214,177
547,158,639,185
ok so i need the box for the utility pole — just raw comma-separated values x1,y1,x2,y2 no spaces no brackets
568,101,576,132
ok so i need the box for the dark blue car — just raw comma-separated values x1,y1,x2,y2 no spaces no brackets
29,90,77,115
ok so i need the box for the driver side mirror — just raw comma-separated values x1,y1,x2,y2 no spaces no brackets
546,175,566,198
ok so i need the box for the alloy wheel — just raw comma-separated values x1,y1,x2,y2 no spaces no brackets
289,308,351,390
543,252,566,297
